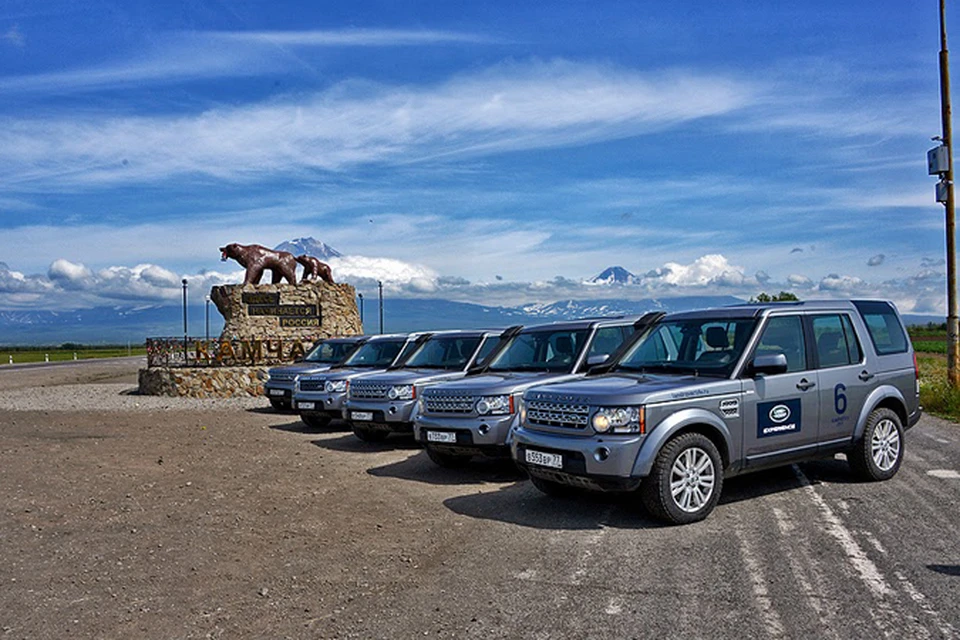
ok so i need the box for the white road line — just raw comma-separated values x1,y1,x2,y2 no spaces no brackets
892,569,958,638
736,526,786,638
926,469,960,479
771,506,836,636
569,506,613,586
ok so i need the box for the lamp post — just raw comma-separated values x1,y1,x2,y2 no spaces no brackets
357,292,364,327
181,279,189,365
205,294,211,344
378,280,384,334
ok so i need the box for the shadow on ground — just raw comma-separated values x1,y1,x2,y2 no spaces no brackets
367,450,525,486
270,419,351,434
927,564,960,576
310,433,422,453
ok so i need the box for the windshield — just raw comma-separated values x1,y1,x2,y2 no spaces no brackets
486,329,589,373
402,336,483,370
614,317,758,378
340,339,406,368
304,340,357,364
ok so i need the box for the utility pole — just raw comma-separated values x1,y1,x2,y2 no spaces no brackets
182,279,189,365
378,281,384,334
940,0,959,387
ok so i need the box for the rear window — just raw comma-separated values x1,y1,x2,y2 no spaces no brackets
853,301,909,355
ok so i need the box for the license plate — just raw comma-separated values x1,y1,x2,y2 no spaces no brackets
426,431,457,444
525,449,562,469
269,389,285,396
297,401,315,410
351,411,374,421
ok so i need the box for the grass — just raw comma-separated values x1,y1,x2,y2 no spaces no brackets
0,346,146,365
918,354,960,423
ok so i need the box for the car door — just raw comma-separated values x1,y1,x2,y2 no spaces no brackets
811,313,868,447
741,314,821,465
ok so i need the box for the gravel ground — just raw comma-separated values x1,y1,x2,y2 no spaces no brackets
0,382,269,412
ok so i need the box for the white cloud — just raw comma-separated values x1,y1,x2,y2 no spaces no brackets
787,274,814,287
819,273,865,292
642,254,746,287
207,28,498,47
2,25,24,48
48,259,94,289
0,60,758,186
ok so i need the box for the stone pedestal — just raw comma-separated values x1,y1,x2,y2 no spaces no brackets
211,281,362,341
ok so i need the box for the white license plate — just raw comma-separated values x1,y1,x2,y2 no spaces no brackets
426,431,457,444
269,389,285,396
525,449,563,469
351,411,374,421
297,401,315,410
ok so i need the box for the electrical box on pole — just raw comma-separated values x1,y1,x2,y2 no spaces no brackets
929,144,951,174
938,179,951,203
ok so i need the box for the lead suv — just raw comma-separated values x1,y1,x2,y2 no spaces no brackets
512,300,921,525
292,332,425,428
415,315,660,468
263,336,366,410
344,330,504,443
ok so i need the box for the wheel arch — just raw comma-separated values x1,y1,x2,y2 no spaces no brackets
855,386,908,440
631,408,732,478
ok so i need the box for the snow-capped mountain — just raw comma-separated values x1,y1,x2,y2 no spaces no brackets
274,237,342,259
589,266,636,285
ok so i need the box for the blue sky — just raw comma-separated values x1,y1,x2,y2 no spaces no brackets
0,0,950,314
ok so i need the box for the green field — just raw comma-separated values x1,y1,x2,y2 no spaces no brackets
0,346,146,365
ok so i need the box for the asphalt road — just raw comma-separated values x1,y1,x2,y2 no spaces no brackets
1,361,957,638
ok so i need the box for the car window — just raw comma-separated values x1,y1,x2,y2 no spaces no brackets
473,336,501,366
487,329,589,372
587,326,630,358
853,301,908,355
812,314,862,368
755,315,807,372
403,336,482,369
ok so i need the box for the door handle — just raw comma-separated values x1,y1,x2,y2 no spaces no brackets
859,370,875,382
796,379,816,391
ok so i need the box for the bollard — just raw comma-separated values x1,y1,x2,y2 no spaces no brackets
73,352,77,360
45,353,49,362
8,356,11,365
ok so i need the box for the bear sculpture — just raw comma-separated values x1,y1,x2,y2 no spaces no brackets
219,243,298,286
295,254,335,284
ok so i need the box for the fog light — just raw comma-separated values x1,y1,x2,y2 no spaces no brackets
478,424,490,435
594,447,610,462
389,406,397,415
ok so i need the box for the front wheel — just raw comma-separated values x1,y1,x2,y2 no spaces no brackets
849,408,903,481
640,432,723,525
300,413,331,429
353,424,389,443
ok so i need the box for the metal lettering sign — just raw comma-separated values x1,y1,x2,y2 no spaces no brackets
241,292,281,305
247,304,318,317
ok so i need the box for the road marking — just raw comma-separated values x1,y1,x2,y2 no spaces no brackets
570,506,613,586
771,507,836,635
792,467,894,599
736,527,786,637
926,469,960,479
892,569,958,637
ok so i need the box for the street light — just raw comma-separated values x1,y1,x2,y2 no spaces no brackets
357,292,364,327
205,294,212,344
378,280,384,334
181,279,189,365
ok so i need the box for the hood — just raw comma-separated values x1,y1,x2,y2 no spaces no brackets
424,372,580,396
355,368,468,386
301,367,391,382
524,373,740,406
268,363,333,376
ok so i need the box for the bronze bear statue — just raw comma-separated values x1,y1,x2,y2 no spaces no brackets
219,243,298,286
295,254,335,284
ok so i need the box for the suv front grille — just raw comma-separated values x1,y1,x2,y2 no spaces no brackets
527,400,590,429
298,379,326,392
423,393,475,414
350,380,390,400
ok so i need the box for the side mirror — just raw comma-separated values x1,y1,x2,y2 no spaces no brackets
751,353,788,376
586,354,609,366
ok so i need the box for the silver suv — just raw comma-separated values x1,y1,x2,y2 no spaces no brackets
263,336,366,411
415,315,661,468
344,330,504,442
292,333,425,429
512,300,921,525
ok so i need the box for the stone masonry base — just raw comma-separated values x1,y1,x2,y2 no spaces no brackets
138,367,268,398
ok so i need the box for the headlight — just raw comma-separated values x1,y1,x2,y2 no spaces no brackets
591,406,644,434
293,377,300,392
325,379,347,393
519,399,527,424
417,396,426,413
388,384,415,400
476,395,513,415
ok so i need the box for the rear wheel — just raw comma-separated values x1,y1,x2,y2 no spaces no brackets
640,432,723,525
849,408,903,481
300,413,331,429
529,474,576,498
353,424,389,443
426,447,472,468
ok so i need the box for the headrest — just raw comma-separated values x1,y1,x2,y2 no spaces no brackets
555,335,574,354
705,326,729,349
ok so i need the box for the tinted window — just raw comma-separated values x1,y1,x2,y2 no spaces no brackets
487,329,589,373
403,336,482,369
341,339,405,367
853,301,908,355
812,314,861,368
587,326,630,358
755,316,807,373
305,340,356,363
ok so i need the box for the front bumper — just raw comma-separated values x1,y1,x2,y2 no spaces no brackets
264,380,295,404
343,398,417,433
414,413,517,457
510,425,647,492
293,390,348,421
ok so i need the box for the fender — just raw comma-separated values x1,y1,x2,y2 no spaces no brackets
631,408,733,478
854,384,907,440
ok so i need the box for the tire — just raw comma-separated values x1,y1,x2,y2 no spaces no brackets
353,424,389,443
529,474,576,498
640,432,723,525
426,447,472,468
849,408,904,481
300,413,331,429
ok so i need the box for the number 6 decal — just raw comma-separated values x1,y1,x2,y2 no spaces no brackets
834,383,847,415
